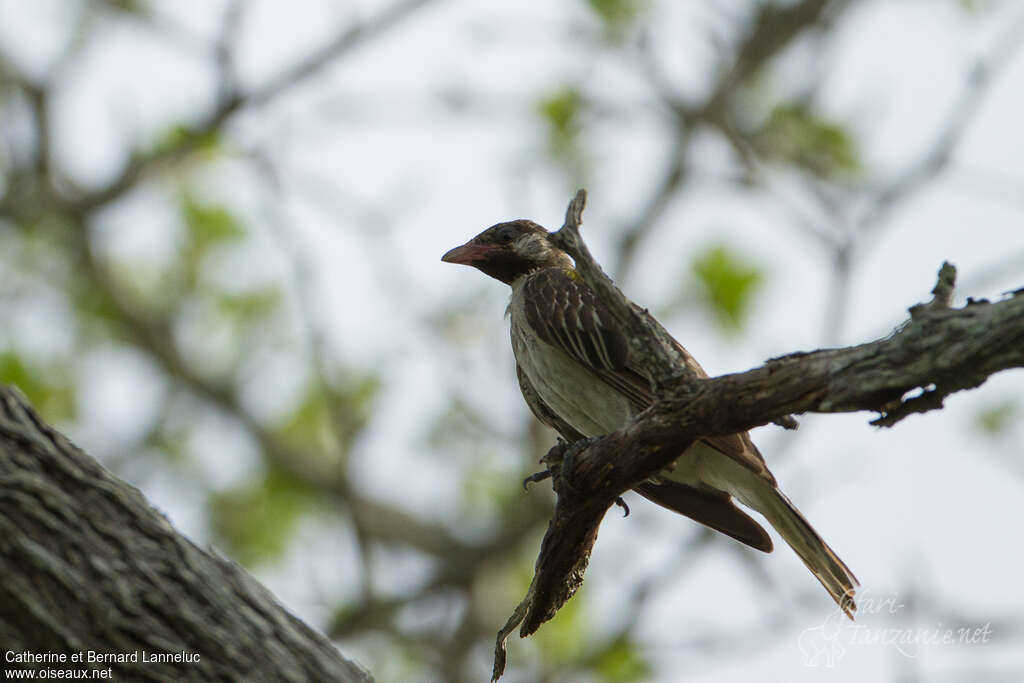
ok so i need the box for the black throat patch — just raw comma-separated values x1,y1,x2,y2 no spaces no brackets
475,250,540,285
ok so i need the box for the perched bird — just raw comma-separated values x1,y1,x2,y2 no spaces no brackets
442,219,858,616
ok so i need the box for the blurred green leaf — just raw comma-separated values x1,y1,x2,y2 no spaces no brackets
460,458,522,518
208,462,317,565
178,194,247,289
70,283,123,343
181,194,246,247
586,0,645,34
973,398,1019,437
276,387,332,449
274,372,380,456
540,87,581,133
534,583,588,666
537,85,586,169
151,124,221,157
756,104,860,178
151,420,190,466
957,0,987,13
216,288,281,325
0,351,74,420
691,244,764,334
102,0,149,15
593,636,652,683
329,372,381,452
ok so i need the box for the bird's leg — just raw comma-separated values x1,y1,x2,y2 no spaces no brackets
523,438,572,490
524,437,590,493
554,436,630,516
524,436,629,514
555,436,601,494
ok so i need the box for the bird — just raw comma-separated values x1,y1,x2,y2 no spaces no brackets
442,218,858,617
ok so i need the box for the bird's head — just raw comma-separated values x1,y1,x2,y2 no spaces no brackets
441,220,573,285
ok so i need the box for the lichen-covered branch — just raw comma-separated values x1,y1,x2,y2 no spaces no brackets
492,191,1024,680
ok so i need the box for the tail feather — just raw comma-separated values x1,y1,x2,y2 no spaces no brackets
634,481,774,553
752,488,859,618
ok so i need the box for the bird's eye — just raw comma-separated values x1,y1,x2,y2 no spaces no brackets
498,228,516,244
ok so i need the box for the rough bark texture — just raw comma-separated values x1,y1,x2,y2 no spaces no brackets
492,190,1024,680
0,386,371,682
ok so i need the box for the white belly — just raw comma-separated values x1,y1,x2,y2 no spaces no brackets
507,279,633,438
511,319,633,436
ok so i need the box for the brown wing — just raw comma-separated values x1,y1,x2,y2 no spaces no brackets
521,269,655,408
519,362,772,550
522,268,774,483
521,269,629,371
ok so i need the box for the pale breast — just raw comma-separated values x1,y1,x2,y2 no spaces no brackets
508,284,633,437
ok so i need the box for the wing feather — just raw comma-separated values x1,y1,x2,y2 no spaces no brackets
522,268,772,482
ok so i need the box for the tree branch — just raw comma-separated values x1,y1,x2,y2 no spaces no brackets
616,0,854,282
0,0,438,220
858,9,1024,239
491,190,1024,680
0,385,370,682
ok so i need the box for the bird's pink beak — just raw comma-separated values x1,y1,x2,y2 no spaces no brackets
441,240,493,265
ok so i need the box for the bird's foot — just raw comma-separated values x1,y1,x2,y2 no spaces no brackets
523,439,574,490
522,469,552,490
553,436,601,494
533,436,627,514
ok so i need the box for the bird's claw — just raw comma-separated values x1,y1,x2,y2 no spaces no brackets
533,437,624,513
522,469,552,490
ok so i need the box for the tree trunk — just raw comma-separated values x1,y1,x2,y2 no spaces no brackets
0,385,370,682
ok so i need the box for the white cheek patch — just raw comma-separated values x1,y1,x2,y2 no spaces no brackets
512,235,533,255
514,234,547,260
